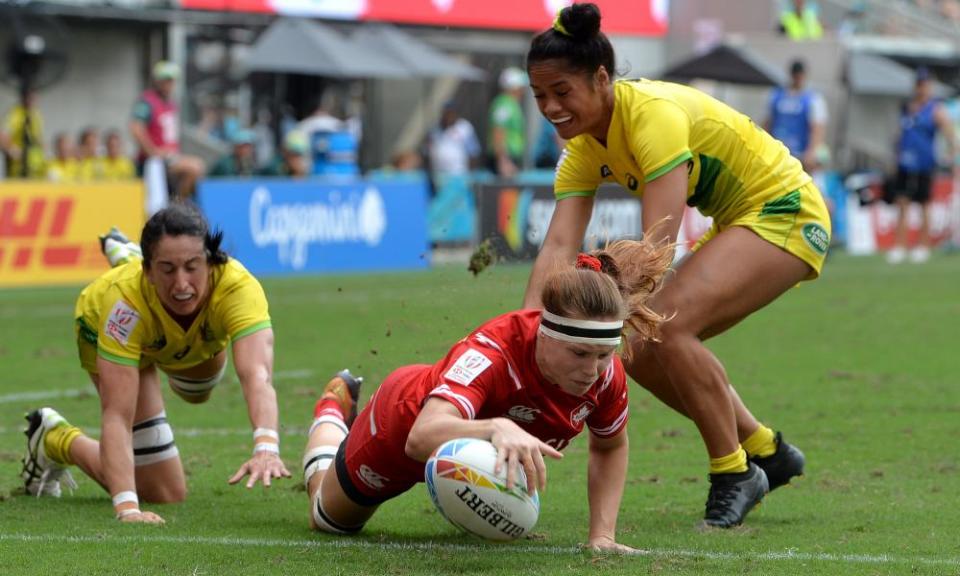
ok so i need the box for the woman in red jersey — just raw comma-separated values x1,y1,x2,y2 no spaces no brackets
299,239,672,552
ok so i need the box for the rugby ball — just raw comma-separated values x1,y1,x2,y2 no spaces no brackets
425,438,540,542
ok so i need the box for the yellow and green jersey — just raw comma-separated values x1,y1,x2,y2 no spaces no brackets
75,258,271,372
101,156,136,180
555,79,812,226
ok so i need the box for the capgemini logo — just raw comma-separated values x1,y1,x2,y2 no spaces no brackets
358,186,387,246
249,185,387,269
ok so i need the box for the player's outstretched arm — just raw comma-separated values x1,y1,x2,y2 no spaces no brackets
406,398,562,494
522,195,594,309
97,358,164,524
229,328,291,488
585,430,636,554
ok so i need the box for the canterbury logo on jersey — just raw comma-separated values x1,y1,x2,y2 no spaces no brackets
357,465,389,490
506,405,540,423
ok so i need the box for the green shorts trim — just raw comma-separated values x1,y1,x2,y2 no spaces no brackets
98,349,140,367
693,182,831,279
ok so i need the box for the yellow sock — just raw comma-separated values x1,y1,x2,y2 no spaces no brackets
742,425,777,458
709,447,748,474
44,424,82,466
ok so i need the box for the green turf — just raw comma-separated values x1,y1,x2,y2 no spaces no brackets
2,253,960,575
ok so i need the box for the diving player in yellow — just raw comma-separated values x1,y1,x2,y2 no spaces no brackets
21,204,290,524
523,3,829,528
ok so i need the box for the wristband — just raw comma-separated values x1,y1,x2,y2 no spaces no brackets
253,428,279,441
112,490,139,508
253,442,280,455
116,508,142,520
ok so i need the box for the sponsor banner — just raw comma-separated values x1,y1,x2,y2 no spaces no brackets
478,182,712,260
0,182,144,287
197,178,430,276
477,183,643,260
847,174,958,255
178,0,668,36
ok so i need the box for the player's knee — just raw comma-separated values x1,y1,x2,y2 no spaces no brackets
144,482,187,504
167,364,226,403
133,411,179,466
311,492,364,535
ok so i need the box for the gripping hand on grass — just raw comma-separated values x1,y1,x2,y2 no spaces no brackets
586,535,640,555
228,451,291,488
118,510,165,525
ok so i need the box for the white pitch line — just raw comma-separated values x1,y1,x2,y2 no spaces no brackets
0,533,958,567
0,369,316,405
0,388,93,404
0,426,311,436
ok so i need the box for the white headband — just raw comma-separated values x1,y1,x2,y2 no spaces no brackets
538,310,623,346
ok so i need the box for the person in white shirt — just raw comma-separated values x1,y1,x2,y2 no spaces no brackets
427,101,481,177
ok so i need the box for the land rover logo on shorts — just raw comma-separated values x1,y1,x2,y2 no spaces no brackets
802,223,829,254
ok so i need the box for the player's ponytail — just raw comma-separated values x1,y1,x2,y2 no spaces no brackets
590,236,674,349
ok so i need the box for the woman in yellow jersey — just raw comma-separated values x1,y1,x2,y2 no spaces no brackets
522,3,830,529
21,204,290,524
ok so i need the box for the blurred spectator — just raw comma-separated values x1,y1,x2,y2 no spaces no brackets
47,132,78,182
944,95,960,167
427,101,480,178
130,61,206,200
487,67,528,178
259,130,310,178
533,117,565,169
298,91,360,178
837,1,868,37
101,130,136,180
887,68,957,264
390,150,423,172
209,129,258,178
779,0,823,41
2,87,46,178
76,127,104,182
251,106,276,170
764,59,828,172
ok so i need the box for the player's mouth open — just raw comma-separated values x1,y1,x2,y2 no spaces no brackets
551,116,572,125
173,293,193,302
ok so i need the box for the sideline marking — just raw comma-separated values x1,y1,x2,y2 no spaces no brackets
0,533,958,567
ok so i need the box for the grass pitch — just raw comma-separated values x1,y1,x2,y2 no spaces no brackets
1,253,959,575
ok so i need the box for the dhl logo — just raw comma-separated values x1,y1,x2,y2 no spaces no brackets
0,196,104,270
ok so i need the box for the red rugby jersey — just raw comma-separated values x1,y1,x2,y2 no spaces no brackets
391,310,629,450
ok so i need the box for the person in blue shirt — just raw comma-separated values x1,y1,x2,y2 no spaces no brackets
765,59,828,172
297,92,360,178
887,68,956,264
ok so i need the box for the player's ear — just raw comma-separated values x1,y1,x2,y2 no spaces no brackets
594,66,610,88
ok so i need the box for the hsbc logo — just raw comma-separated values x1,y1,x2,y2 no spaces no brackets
506,405,540,423
357,465,389,491
570,402,595,426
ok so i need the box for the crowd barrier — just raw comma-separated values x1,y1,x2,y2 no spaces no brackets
198,176,430,276
0,181,144,287
476,181,643,259
847,174,959,254
430,170,877,260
